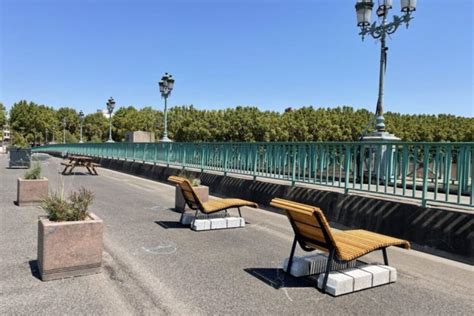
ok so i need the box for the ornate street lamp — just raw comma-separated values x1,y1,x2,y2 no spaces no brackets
106,97,115,143
356,0,417,140
79,110,85,143
158,72,175,142
62,117,66,144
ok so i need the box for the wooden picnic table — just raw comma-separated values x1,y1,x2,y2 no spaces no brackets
61,155,99,175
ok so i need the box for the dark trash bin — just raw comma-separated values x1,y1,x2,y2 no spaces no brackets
9,148,32,168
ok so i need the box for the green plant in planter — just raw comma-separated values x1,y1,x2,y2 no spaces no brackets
178,170,201,187
24,163,42,180
42,187,94,222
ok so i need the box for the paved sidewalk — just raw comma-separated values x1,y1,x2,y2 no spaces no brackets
1,154,473,315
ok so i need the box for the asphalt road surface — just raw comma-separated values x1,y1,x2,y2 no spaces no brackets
1,154,473,315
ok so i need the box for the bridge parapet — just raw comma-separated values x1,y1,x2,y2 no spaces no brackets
33,141,473,207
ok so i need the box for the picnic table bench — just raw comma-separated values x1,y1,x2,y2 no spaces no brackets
61,155,99,175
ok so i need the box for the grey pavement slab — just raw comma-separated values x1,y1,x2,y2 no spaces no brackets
1,153,473,315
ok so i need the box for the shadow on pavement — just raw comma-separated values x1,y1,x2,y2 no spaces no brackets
244,268,317,290
56,172,98,176
28,260,42,280
154,221,188,229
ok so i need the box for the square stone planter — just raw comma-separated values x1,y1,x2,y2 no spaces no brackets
17,177,49,206
37,212,103,281
175,185,209,212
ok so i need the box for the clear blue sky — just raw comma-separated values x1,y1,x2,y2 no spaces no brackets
1,0,473,117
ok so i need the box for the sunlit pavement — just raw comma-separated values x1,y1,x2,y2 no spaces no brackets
1,153,473,315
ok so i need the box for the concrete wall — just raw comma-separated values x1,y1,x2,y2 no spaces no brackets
45,152,474,264
124,131,155,143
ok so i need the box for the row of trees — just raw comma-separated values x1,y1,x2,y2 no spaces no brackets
4,100,473,144
0,103,6,131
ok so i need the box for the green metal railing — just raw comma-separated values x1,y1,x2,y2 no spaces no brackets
33,142,474,207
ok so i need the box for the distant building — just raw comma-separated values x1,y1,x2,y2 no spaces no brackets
2,125,11,143
1,125,11,153
125,131,155,143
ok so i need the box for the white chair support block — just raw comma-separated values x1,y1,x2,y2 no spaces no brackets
340,268,372,291
379,265,397,282
283,254,356,277
210,218,227,230
317,265,397,296
282,256,309,277
317,272,354,296
192,219,211,231
180,213,195,225
191,217,245,231
226,217,244,228
359,265,391,286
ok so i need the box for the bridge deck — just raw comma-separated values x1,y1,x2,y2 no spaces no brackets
1,153,472,315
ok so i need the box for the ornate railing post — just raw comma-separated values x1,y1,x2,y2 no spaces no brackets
291,145,297,186
253,144,258,181
344,145,351,194
421,144,430,207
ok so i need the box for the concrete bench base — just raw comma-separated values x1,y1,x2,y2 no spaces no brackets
191,217,245,231
283,253,356,277
180,212,228,225
180,213,195,225
317,265,397,296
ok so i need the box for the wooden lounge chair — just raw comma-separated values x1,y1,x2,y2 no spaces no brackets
270,198,410,293
168,176,258,218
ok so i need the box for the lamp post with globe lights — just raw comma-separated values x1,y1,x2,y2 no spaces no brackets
158,73,175,142
79,110,85,143
106,97,115,143
355,0,417,140
61,118,67,144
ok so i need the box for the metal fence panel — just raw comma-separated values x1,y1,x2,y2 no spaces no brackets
33,141,473,207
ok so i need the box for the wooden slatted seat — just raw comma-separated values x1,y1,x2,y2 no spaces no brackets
168,176,258,217
270,198,410,293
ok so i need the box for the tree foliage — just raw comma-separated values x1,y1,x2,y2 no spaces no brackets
0,102,6,139
83,112,108,142
0,102,6,128
6,100,474,144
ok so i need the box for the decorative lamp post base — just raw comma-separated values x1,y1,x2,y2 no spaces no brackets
160,136,172,142
362,131,400,141
362,131,400,184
